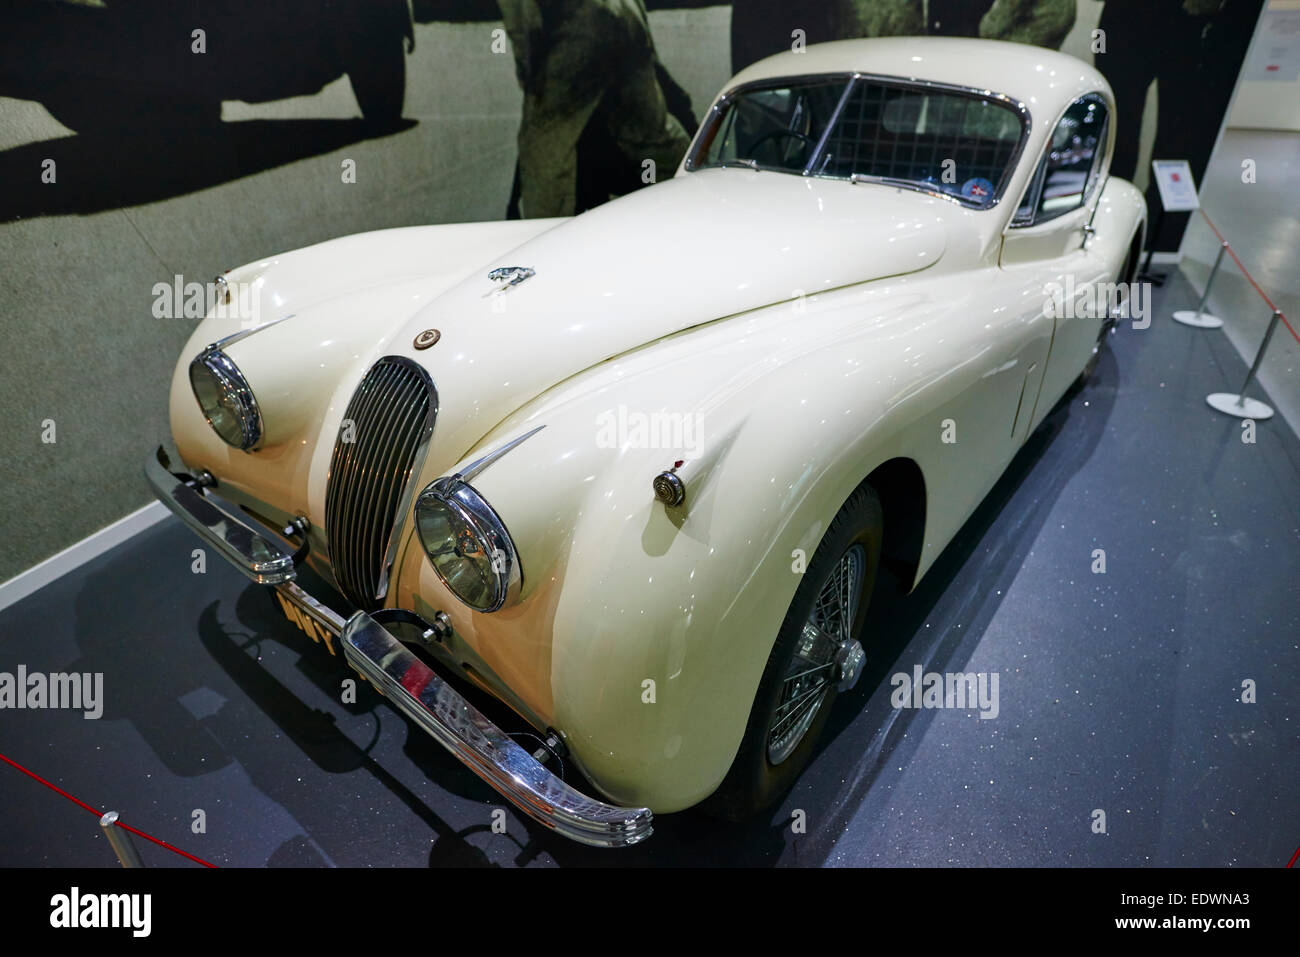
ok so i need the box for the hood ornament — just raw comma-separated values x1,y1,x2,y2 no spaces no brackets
486,265,535,293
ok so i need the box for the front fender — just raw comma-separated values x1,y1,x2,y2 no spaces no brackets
393,271,998,811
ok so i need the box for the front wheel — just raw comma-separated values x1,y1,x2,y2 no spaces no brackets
1078,231,1142,386
704,483,883,820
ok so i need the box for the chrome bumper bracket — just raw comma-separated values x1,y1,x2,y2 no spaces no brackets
145,446,296,585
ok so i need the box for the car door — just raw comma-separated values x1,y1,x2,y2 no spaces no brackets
999,93,1113,441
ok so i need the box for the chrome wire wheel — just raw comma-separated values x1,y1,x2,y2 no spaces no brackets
766,543,866,765
1091,280,1128,371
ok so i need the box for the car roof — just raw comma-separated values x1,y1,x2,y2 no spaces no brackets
726,36,1113,126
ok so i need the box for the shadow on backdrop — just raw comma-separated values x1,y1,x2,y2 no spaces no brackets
0,0,414,219
0,0,412,128
0,118,415,220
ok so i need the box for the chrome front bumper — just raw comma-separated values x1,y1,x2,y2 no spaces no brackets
145,446,654,848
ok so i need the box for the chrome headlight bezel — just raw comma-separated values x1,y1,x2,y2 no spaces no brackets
188,347,263,451
414,476,521,613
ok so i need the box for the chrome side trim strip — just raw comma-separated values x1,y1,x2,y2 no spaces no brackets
208,314,295,351
457,425,546,482
341,611,654,848
208,314,293,352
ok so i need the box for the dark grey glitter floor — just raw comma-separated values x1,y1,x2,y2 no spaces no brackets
1,269,1297,867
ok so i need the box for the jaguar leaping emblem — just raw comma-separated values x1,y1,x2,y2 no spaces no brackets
486,266,535,293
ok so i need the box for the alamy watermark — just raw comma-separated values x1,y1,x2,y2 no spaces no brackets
0,667,103,719
50,887,150,937
890,665,999,719
595,404,704,458
1044,276,1151,329
151,274,261,328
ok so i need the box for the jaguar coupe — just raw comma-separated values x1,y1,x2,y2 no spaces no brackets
148,36,1146,848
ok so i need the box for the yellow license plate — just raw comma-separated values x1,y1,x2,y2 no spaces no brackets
273,590,338,657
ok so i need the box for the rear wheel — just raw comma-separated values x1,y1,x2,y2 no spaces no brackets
704,483,883,820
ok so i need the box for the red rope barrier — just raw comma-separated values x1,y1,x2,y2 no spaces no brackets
0,751,218,868
0,752,102,816
112,820,217,869
1198,209,1299,346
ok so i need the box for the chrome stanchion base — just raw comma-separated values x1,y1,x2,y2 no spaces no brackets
1206,392,1274,420
1173,309,1224,329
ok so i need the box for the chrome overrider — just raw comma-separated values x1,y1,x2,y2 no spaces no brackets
144,445,654,848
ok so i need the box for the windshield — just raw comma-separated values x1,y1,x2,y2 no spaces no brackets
690,75,1027,209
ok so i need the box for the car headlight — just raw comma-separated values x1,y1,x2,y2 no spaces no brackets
188,347,263,451
414,477,521,612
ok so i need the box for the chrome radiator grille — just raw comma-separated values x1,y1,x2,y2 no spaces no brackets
325,357,436,610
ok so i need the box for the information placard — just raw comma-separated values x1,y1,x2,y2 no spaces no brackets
1151,159,1200,213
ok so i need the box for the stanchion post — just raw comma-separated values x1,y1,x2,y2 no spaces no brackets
1206,307,1281,421
1199,243,1228,318
1238,309,1282,401
100,811,144,868
1173,241,1227,329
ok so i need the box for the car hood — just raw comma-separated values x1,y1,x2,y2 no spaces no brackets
388,169,950,468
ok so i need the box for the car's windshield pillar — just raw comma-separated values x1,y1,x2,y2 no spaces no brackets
803,75,858,177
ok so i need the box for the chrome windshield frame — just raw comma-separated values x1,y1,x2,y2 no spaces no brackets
685,71,1033,212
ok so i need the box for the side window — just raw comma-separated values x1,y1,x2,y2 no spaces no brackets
1012,94,1109,226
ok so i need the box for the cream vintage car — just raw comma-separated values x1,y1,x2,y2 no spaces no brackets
147,37,1146,848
